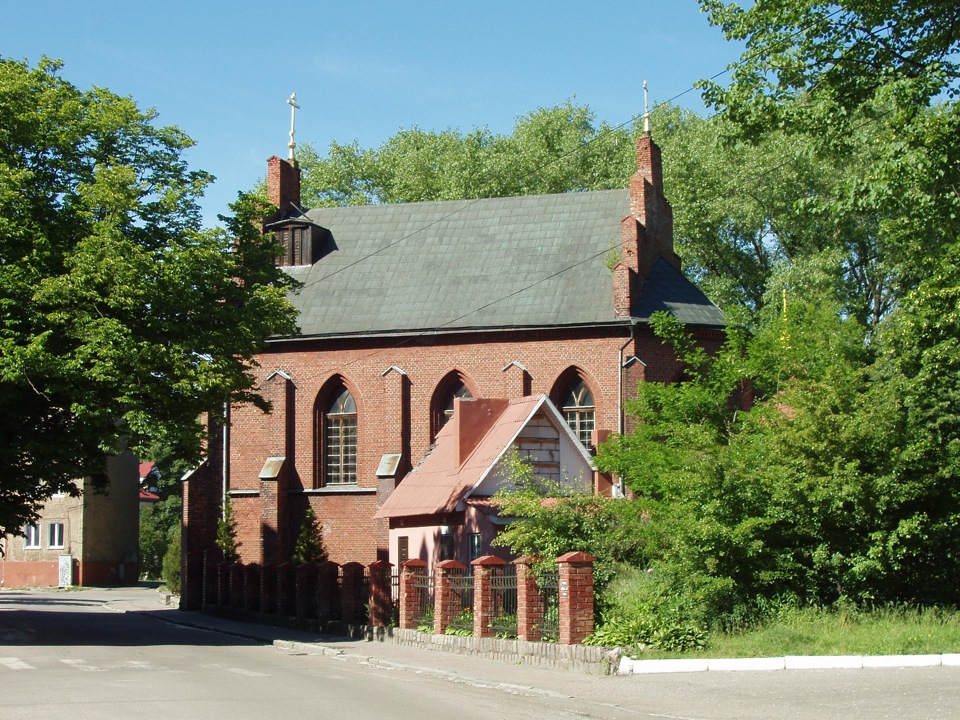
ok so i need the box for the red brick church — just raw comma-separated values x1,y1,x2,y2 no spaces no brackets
181,130,724,577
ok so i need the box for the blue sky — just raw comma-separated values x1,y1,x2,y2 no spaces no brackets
3,1,742,227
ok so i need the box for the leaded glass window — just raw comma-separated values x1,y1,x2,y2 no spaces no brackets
561,378,595,447
325,387,357,485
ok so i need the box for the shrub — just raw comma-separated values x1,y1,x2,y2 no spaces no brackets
162,524,181,594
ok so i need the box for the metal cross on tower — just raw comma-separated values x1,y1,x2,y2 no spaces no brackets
643,80,650,135
287,92,300,161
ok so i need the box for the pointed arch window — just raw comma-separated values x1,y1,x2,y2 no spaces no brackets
561,378,595,447
443,382,472,423
431,375,473,440
324,386,357,485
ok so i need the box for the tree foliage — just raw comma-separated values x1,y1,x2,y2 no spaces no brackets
139,495,182,580
492,449,648,593
162,522,181,594
698,0,960,130
290,101,638,208
0,58,300,534
292,506,328,565
216,498,240,564
697,0,960,300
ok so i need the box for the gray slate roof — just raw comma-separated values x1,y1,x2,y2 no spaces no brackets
283,189,723,338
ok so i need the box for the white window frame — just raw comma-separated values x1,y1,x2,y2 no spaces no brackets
24,523,41,549
48,522,65,549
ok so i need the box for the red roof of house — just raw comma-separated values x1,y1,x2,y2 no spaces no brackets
376,395,591,519
139,461,156,481
139,488,160,503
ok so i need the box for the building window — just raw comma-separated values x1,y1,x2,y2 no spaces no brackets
439,527,455,562
23,523,41,549
397,536,409,565
561,378,595,447
277,225,311,266
468,533,482,563
431,374,473,440
324,386,357,485
48,522,64,549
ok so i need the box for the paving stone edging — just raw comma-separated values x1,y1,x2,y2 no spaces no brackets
618,653,960,675
362,627,612,674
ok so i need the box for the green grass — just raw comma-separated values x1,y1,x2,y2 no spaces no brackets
636,605,960,659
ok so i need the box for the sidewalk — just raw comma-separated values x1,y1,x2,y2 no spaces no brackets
107,586,960,681
108,587,604,697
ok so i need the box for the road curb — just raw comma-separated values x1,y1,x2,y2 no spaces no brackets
618,653,960,675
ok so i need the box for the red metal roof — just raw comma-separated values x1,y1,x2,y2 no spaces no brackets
139,488,160,503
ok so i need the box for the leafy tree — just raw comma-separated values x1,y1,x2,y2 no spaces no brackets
657,105,900,325
162,523,181,594
0,58,299,534
286,101,637,208
139,495,182,580
292,506,328,565
491,449,648,594
696,0,959,142
697,0,960,298
216,498,240,564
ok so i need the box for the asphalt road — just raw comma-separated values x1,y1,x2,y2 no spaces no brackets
2,587,959,719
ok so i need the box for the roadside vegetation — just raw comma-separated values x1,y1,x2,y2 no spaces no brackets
631,604,960,660
490,1,960,654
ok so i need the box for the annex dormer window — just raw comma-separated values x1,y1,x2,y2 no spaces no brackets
278,224,312,266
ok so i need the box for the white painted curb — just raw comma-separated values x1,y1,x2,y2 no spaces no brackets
618,653,960,675
708,657,785,672
618,658,709,675
862,654,941,668
785,655,863,670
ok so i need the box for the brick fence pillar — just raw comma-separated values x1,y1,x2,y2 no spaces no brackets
244,564,260,612
317,561,340,626
260,563,276,616
277,562,294,616
557,551,595,645
515,556,541,641
202,550,218,610
230,563,244,609
433,560,465,635
182,552,203,610
341,562,365,624
472,555,506,638
368,560,393,627
295,563,317,621
217,562,230,608
399,559,427,630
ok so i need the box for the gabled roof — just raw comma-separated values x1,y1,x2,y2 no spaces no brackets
375,395,593,519
282,189,722,338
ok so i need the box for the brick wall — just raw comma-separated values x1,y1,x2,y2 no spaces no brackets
196,322,720,567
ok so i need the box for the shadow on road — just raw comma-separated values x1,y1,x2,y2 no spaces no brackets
0,597,265,649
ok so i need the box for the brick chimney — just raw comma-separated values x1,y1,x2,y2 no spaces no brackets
266,155,301,220
613,133,681,316
454,398,509,466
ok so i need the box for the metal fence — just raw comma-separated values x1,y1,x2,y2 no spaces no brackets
411,571,434,628
536,572,560,642
444,571,474,634
489,564,518,638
